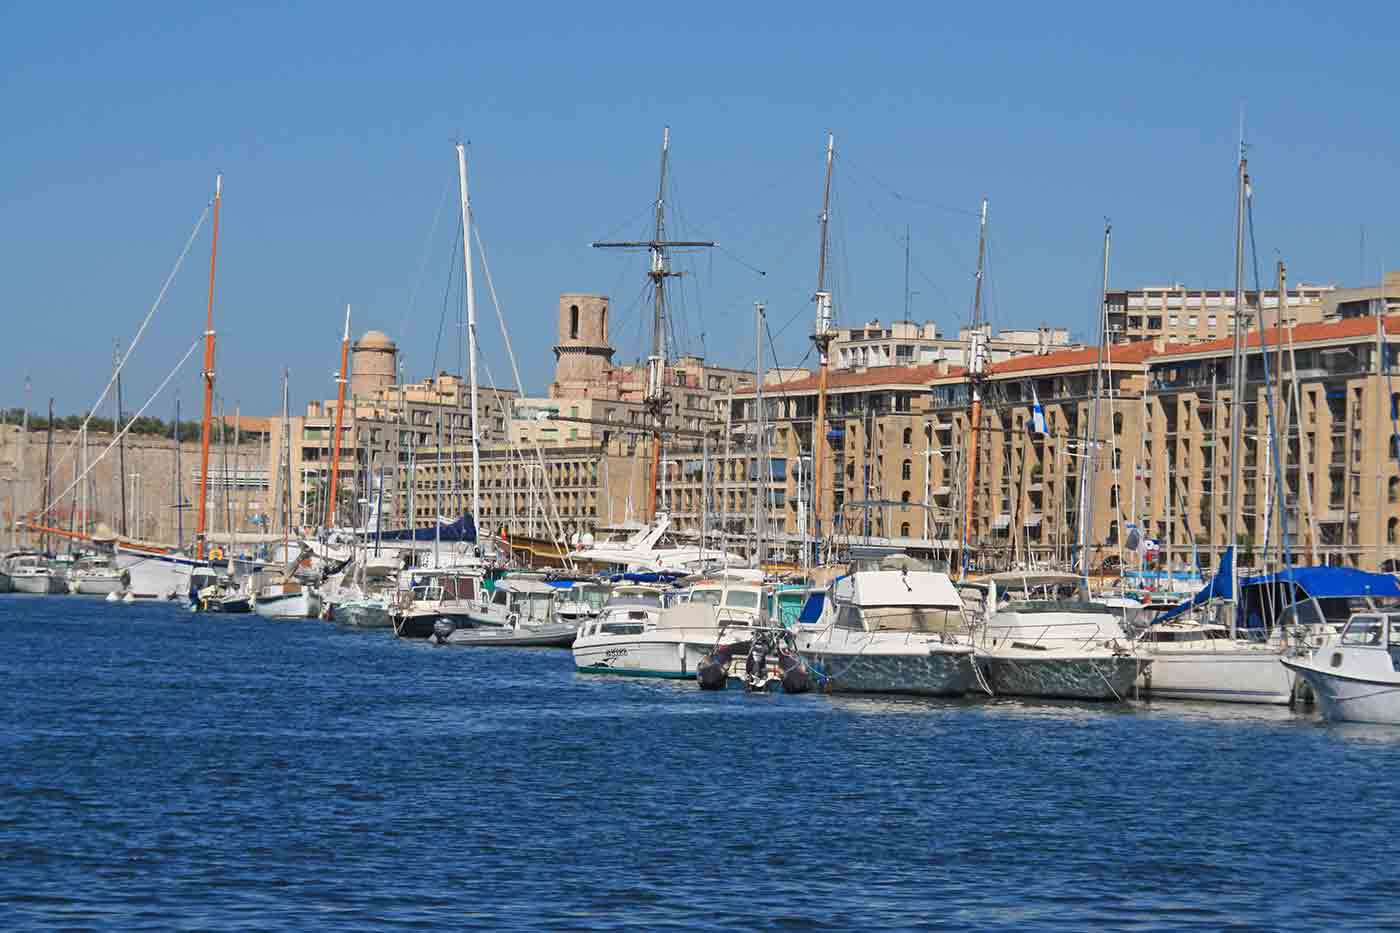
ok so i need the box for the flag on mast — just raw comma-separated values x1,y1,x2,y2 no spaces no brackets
1030,384,1048,435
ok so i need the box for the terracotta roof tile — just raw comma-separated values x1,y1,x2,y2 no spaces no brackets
1153,315,1400,359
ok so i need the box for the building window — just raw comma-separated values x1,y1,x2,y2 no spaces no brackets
901,459,912,480
569,305,579,339
902,427,913,447
901,490,911,504
900,522,911,537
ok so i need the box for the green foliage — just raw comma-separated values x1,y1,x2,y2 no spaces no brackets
1,408,207,441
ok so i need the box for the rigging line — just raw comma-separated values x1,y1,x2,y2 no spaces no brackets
49,201,211,479
714,244,767,277
34,336,204,524
397,174,454,343
1246,182,1291,570
836,153,981,217
431,214,464,377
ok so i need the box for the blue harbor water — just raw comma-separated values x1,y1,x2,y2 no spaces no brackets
3,595,1399,931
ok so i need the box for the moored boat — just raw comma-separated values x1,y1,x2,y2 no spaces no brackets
796,568,978,696
1283,612,1400,724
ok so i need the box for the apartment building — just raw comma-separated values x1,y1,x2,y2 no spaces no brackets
831,319,1072,370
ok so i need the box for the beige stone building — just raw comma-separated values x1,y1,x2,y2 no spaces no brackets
831,319,1072,370
1105,282,1334,344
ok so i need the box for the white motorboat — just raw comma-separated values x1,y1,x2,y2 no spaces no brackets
443,578,576,647
389,568,486,638
795,568,978,696
253,579,323,619
681,576,769,627
68,556,125,596
567,512,745,574
963,572,1143,701
1134,618,1295,705
6,554,66,595
573,586,741,678
553,580,611,624
1283,612,1400,724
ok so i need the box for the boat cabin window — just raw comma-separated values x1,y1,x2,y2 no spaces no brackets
689,589,722,606
514,593,553,624
492,589,509,607
438,576,476,600
724,590,759,610
1140,627,1230,643
1341,615,1386,646
834,603,963,633
999,599,1112,615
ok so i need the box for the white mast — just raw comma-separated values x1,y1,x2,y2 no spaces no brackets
1226,146,1249,635
456,143,481,525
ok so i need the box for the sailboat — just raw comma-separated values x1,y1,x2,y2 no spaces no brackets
1133,146,1300,704
114,175,222,601
253,371,323,619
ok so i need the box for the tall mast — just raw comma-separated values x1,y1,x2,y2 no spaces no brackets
281,370,290,558
755,301,766,568
327,303,351,528
810,132,836,561
960,198,989,578
456,143,481,522
175,399,183,549
114,348,127,538
1226,147,1248,634
42,398,53,554
1080,221,1112,581
195,174,222,559
592,127,715,522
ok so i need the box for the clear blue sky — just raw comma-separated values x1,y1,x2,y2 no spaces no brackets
3,1,1396,418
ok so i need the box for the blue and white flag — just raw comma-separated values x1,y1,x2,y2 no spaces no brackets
1030,384,1048,435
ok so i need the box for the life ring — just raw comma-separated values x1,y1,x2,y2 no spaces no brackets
210,547,225,561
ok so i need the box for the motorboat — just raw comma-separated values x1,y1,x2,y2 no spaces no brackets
6,553,66,595
1282,612,1400,724
567,512,745,574
682,576,769,626
68,555,125,596
963,572,1143,701
252,578,323,620
194,573,252,613
389,568,486,638
552,580,611,625
440,579,576,647
795,567,978,696
572,586,741,678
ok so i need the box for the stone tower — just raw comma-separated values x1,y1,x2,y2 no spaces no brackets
551,294,613,396
351,330,398,397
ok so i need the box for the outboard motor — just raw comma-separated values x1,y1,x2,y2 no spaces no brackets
432,618,456,643
777,639,812,694
696,640,747,690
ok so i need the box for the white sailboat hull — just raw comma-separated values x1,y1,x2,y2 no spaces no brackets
115,548,205,600
253,589,323,619
1139,649,1294,705
572,630,723,679
70,572,125,596
10,572,66,595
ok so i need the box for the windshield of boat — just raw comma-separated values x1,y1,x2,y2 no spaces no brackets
725,590,759,610
689,588,722,606
577,587,609,610
836,603,964,634
604,593,660,610
1341,615,1386,646
515,592,554,624
998,599,1114,615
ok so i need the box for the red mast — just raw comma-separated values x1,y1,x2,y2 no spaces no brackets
326,304,351,528
195,175,221,559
